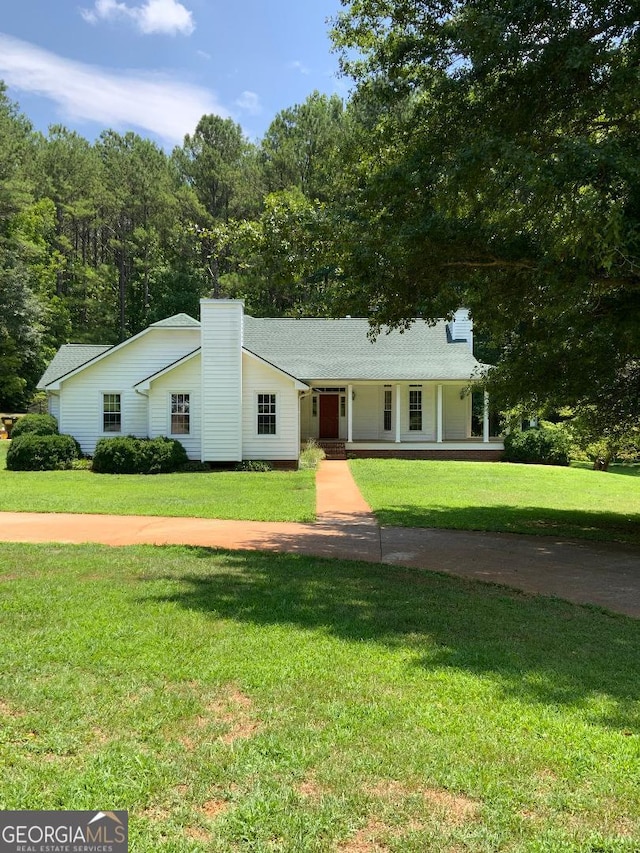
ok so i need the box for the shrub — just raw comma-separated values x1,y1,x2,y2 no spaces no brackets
92,436,188,474
298,439,326,470
6,433,81,471
503,424,571,466
235,460,274,472
567,407,640,471
71,458,93,471
10,413,59,439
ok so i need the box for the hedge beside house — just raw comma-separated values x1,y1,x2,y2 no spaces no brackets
10,413,59,439
92,436,188,474
7,433,81,471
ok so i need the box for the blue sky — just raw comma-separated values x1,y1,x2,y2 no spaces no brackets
0,0,347,147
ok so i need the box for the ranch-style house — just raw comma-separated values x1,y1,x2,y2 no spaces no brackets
38,299,503,464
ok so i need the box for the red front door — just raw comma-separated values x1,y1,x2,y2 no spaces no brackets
319,394,339,439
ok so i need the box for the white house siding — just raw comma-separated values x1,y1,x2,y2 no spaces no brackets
400,383,436,441
353,385,380,440
444,385,470,440
57,328,200,455
147,356,201,459
200,300,243,462
48,393,60,425
241,354,300,460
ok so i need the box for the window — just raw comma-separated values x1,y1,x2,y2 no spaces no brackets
103,393,121,432
312,395,318,417
384,387,392,431
257,393,276,435
409,387,422,431
340,395,346,417
171,393,190,435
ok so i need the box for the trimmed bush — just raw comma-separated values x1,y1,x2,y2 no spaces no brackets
92,436,188,474
235,460,274,472
10,413,59,439
503,425,571,466
7,433,81,471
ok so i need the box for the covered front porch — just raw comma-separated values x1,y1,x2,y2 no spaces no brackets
300,381,503,459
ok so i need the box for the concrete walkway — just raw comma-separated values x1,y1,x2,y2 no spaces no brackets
0,460,639,618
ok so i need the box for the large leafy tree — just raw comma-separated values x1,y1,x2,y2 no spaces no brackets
96,130,184,339
260,92,345,201
331,1,640,417
0,84,47,409
173,115,262,222
225,188,339,316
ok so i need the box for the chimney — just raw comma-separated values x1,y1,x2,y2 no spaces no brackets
199,299,244,461
448,308,473,353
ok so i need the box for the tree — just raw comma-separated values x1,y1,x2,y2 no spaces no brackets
224,189,340,316
260,92,345,201
96,130,183,339
331,1,640,420
0,84,47,409
173,115,262,222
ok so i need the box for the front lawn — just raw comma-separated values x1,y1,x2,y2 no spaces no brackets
350,459,640,544
1,542,638,851
0,443,315,522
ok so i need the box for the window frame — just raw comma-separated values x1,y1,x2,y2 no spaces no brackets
169,392,190,436
383,386,392,432
409,386,423,432
256,392,277,436
102,392,122,434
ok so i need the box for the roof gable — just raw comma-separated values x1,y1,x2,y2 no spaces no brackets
150,313,200,328
37,344,113,389
39,317,201,388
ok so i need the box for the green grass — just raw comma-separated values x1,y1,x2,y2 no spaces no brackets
350,459,640,544
0,442,315,522
0,542,638,851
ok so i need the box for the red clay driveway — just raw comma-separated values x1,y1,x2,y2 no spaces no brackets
0,460,638,618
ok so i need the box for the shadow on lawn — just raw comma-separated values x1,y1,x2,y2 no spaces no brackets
148,548,640,732
372,504,640,544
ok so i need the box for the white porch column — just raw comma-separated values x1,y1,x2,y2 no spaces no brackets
483,390,490,443
395,384,401,443
437,384,444,443
347,384,353,443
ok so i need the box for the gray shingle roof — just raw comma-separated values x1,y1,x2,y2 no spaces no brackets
150,313,200,328
39,315,485,389
37,344,113,388
243,317,482,381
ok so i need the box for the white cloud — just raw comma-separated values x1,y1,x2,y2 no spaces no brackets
0,33,225,144
288,60,310,75
235,91,262,116
80,0,195,36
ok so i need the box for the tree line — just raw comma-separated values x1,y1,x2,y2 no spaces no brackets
0,85,349,410
1,0,638,449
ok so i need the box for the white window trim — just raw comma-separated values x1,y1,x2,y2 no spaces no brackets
101,391,122,435
168,391,191,437
256,391,278,438
383,386,392,432
409,385,423,432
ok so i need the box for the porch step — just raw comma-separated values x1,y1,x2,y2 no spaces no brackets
318,440,347,460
